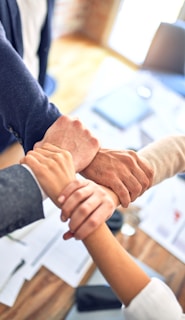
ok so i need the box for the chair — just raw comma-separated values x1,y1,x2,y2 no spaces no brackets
141,20,185,96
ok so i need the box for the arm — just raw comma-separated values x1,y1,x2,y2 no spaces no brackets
84,222,150,306
0,165,44,237
34,135,185,240
0,22,60,153
0,144,76,238
83,222,183,320
81,148,154,207
22,144,117,240
81,134,185,207
138,135,185,186
0,25,100,170
58,180,150,303
0,23,153,200
59,176,183,318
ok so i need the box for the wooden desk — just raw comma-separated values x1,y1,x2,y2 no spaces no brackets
0,34,184,319
0,228,184,320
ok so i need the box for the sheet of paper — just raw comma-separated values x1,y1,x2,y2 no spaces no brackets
0,267,25,307
139,176,185,263
0,237,28,306
10,199,92,287
21,205,64,280
42,236,92,288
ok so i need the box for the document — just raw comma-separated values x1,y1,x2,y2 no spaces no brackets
139,176,185,263
0,199,93,306
0,237,27,306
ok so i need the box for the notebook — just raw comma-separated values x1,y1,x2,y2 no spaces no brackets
93,86,151,129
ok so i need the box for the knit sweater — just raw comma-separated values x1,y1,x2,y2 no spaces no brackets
138,135,185,186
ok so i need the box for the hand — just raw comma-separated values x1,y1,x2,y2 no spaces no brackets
58,179,116,240
21,143,76,206
34,115,100,172
81,148,154,207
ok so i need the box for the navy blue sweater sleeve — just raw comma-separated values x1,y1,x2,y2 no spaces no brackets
0,23,61,153
0,165,44,237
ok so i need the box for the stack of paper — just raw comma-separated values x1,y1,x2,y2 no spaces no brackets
0,198,92,307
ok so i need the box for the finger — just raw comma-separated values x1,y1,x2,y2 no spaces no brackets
26,149,74,173
67,195,104,232
21,153,48,177
31,147,60,158
72,204,114,240
126,150,154,189
61,185,94,222
22,152,44,166
63,230,74,241
36,143,65,154
59,180,89,202
102,175,131,207
134,157,154,189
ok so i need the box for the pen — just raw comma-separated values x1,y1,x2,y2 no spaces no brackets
0,259,25,293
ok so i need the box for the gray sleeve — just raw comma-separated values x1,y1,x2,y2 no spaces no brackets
0,165,45,237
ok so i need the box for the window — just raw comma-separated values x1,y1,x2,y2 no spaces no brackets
108,0,185,65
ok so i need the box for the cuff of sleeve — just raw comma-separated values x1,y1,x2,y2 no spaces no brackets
21,164,47,201
122,278,183,320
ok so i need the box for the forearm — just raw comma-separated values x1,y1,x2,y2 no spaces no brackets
139,135,185,186
0,165,44,237
0,25,61,153
83,223,150,306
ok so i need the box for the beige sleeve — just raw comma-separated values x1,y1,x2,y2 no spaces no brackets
138,135,185,186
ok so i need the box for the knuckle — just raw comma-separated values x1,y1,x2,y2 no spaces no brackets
79,205,88,217
88,216,99,229
119,190,130,207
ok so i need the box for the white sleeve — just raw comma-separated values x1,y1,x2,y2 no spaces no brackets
122,278,185,320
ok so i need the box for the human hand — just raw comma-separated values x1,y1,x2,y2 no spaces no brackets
21,143,76,207
58,179,116,240
34,115,100,172
81,148,154,207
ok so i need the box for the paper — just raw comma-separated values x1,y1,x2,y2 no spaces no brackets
0,237,27,306
139,176,185,263
42,235,92,287
0,199,93,306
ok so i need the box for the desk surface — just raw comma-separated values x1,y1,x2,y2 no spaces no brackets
0,34,184,319
0,229,184,320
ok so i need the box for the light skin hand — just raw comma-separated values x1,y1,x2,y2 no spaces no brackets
34,115,100,173
81,148,154,207
21,143,76,207
58,179,117,240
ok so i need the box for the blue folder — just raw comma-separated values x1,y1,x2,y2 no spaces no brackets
93,86,151,129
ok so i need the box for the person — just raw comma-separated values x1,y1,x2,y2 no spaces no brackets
23,135,185,319
0,8,153,209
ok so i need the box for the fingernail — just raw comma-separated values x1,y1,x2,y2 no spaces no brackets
63,231,74,241
61,214,67,222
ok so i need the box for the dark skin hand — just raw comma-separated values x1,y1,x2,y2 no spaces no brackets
81,148,154,208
